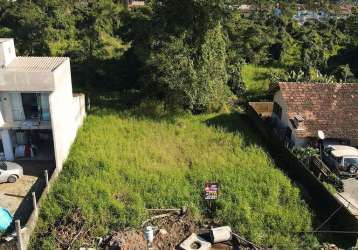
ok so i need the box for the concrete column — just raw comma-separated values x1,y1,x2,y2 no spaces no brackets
1,129,14,161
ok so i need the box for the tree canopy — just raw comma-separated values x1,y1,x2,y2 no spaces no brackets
0,0,357,111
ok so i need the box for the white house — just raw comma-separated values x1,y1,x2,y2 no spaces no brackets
271,82,358,148
0,38,85,169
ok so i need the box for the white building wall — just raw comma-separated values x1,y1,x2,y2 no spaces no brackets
0,93,12,124
72,94,86,132
49,59,85,169
0,71,55,92
0,39,85,167
1,129,14,160
0,39,16,67
273,91,308,147
273,91,291,128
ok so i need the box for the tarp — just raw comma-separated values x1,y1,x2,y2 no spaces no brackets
0,208,13,232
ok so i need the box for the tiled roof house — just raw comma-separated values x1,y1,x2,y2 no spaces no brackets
272,82,358,147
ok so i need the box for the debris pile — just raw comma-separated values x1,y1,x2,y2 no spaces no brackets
99,208,259,250
100,209,198,249
52,209,92,249
38,207,261,249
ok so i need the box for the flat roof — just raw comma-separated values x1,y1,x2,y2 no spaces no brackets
0,38,12,43
5,56,68,73
331,145,358,157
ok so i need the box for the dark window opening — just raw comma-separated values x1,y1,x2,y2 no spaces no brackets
22,93,40,120
19,93,50,121
0,140,4,153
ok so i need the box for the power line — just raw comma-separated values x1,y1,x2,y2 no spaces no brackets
314,204,344,231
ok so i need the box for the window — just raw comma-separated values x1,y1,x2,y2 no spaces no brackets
0,161,7,170
10,93,50,121
273,102,282,119
22,93,40,119
324,147,333,154
344,158,358,168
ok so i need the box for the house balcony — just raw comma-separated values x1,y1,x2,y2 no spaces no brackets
1,109,51,130
1,120,51,130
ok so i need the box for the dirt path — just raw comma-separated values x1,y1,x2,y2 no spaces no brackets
0,175,38,215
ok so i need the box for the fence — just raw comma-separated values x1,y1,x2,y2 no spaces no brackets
246,103,358,244
0,166,61,250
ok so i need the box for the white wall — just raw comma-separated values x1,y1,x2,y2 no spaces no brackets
0,39,16,67
72,94,86,132
273,91,290,127
50,59,85,169
273,91,307,147
0,92,12,124
1,129,14,160
0,71,55,92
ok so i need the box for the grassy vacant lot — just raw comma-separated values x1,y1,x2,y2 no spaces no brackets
31,104,317,249
242,64,287,94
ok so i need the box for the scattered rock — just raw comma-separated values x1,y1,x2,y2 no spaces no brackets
158,229,168,235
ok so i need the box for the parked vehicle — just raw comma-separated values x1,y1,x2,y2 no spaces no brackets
0,162,23,183
322,145,358,177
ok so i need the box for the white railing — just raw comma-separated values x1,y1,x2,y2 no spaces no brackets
11,108,51,122
12,109,25,121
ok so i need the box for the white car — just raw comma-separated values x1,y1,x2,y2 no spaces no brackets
322,145,358,176
0,162,23,183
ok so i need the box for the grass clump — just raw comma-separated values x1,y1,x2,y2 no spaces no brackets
241,64,287,94
31,107,317,249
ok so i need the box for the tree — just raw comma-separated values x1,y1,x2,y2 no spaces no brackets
146,24,231,112
0,1,49,54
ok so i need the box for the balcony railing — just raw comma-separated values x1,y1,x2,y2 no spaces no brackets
11,108,50,122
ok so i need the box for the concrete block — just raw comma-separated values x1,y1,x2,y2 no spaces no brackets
179,233,211,250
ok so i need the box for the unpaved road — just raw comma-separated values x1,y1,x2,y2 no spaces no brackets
0,175,38,215
0,160,54,222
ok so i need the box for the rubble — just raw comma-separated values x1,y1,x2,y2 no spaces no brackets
179,233,211,250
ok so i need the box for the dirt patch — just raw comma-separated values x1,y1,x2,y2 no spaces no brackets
50,209,92,249
101,212,198,250
36,209,257,249
100,212,256,250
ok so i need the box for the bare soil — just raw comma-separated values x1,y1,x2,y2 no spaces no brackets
38,209,257,249
101,212,199,250
100,212,255,250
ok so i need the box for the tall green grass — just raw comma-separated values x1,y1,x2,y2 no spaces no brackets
31,107,317,249
242,64,286,94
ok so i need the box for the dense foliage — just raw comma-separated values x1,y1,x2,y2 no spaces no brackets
1,0,357,111
31,105,318,249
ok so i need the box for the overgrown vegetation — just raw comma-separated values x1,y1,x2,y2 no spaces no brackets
241,64,287,93
1,1,357,248
0,0,357,111
31,104,318,249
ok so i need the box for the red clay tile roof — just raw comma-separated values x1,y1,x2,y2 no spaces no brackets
277,82,358,140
